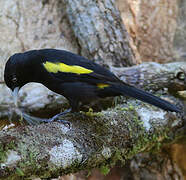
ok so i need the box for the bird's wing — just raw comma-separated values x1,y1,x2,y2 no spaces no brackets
45,67,120,85
41,51,121,85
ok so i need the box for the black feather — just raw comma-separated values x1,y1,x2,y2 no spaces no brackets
4,48,181,117
113,83,181,112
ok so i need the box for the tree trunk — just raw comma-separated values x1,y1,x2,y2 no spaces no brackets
117,0,179,63
63,0,136,67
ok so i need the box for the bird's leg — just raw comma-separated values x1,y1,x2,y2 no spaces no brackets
50,108,71,124
29,108,72,125
22,112,49,125
21,99,79,126
21,109,71,126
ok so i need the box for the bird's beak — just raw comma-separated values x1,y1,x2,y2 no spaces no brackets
12,87,20,107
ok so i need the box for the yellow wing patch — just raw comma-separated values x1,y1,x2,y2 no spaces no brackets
97,83,109,89
43,61,93,74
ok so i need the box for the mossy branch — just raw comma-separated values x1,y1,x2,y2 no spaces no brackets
0,98,184,179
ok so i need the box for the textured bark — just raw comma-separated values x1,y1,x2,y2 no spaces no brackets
117,0,179,63
0,0,78,81
0,99,183,179
63,0,136,67
173,0,186,59
112,61,186,92
65,149,186,180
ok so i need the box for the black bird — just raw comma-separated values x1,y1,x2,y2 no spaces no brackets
4,49,181,124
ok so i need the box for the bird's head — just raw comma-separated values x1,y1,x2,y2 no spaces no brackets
4,52,39,107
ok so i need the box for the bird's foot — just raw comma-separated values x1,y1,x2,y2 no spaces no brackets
22,109,71,127
49,108,71,127
50,108,71,121
22,112,48,125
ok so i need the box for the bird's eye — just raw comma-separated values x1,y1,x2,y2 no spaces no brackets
176,72,185,81
12,77,17,83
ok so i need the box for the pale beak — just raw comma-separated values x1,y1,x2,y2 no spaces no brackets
12,87,20,107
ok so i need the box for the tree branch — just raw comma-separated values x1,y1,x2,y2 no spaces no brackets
0,100,183,179
111,61,186,92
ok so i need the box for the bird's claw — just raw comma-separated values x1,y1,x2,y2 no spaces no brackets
57,119,71,128
48,108,72,126
21,109,72,126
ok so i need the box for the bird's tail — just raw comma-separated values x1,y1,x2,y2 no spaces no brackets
114,83,181,112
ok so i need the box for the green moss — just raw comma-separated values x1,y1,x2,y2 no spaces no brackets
83,108,104,118
110,105,171,160
15,167,24,177
84,108,94,117
0,139,17,164
128,104,135,111
120,107,129,111
110,149,125,167
0,143,7,163
12,145,44,179
126,126,171,159
6,141,16,150
100,165,110,175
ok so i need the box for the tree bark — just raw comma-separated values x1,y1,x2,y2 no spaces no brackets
117,0,179,63
112,61,186,92
62,0,136,67
0,99,183,179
